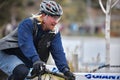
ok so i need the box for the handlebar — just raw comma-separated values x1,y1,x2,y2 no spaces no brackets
26,68,68,80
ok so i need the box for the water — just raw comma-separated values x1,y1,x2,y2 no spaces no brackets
61,36,120,72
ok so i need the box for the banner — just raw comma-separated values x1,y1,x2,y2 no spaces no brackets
74,73,120,80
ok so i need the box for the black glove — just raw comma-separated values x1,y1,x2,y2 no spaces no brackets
32,60,45,75
64,71,75,80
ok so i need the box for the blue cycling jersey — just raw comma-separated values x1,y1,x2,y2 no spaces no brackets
17,18,68,73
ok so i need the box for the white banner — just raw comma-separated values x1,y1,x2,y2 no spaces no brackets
74,73,120,80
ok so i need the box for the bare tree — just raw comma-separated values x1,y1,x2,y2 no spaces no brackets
98,0,119,71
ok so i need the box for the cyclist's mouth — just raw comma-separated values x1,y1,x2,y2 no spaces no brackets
51,23,56,27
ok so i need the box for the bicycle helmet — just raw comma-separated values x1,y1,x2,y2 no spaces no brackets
40,0,63,16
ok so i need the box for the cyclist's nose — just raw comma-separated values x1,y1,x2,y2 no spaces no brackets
54,20,58,24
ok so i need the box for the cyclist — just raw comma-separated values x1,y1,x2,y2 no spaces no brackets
0,0,75,80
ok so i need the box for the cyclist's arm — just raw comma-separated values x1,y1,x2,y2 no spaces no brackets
50,32,69,73
18,18,40,63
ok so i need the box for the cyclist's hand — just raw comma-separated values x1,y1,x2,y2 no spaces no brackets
32,60,45,75
64,71,75,80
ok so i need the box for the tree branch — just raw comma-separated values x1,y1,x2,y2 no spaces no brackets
0,1,7,9
111,0,119,8
99,0,107,14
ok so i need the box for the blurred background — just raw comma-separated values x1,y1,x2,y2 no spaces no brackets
0,0,120,73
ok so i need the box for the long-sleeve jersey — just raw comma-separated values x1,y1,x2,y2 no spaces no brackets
11,18,69,73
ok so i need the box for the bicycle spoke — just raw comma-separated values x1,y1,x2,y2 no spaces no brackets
42,74,47,80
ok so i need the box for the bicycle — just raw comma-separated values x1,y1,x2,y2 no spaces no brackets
26,65,68,80
26,64,120,80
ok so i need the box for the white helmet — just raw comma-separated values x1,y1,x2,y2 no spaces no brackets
40,0,63,16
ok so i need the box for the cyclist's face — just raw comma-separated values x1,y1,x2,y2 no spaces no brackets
42,15,61,31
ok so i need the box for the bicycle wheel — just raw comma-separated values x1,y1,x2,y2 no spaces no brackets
40,74,65,80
